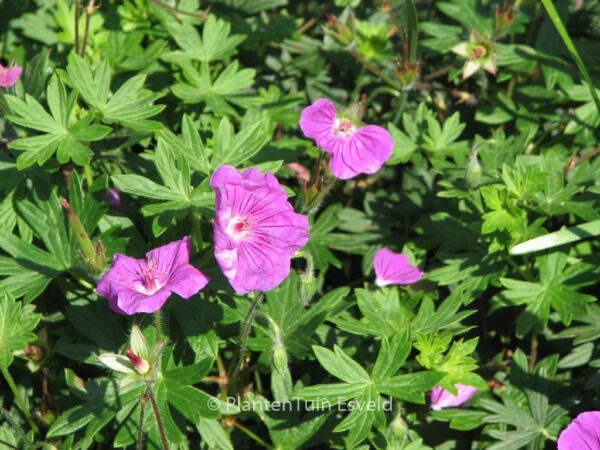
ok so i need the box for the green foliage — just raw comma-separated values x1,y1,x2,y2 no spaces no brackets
0,295,41,367
1,0,600,448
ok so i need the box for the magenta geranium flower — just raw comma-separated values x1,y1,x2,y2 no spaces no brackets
97,236,209,315
374,248,424,287
0,64,22,88
430,384,477,410
558,411,600,450
211,165,310,294
299,98,394,180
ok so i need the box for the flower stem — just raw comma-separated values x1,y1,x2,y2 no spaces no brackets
81,0,95,57
233,420,275,449
74,0,81,54
0,364,39,434
154,310,163,342
147,385,169,450
528,331,538,372
392,90,408,126
136,389,148,450
228,292,263,394
189,210,203,251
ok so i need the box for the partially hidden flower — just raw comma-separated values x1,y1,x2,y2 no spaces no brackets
374,248,424,287
0,64,22,88
97,236,209,315
211,165,310,294
105,188,122,211
451,31,496,80
300,98,394,180
430,384,478,410
558,411,600,450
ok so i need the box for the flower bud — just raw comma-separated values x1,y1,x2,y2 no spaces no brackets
127,349,151,375
295,250,316,305
299,271,317,306
323,13,355,47
61,198,105,273
390,414,409,440
494,2,516,37
105,188,122,211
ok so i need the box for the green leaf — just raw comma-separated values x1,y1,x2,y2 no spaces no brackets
376,370,445,403
67,53,164,131
164,378,221,421
0,294,41,367
371,330,411,381
164,15,246,63
5,74,110,168
172,61,256,114
312,345,370,384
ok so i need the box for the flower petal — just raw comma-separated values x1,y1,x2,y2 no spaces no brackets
558,411,600,450
145,236,191,278
329,125,393,180
430,384,477,410
300,98,337,146
374,248,424,286
0,66,22,88
116,288,172,315
167,264,210,299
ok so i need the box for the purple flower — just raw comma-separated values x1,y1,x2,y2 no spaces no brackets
211,165,310,294
430,384,478,410
0,64,22,88
558,411,600,450
105,188,122,211
374,248,424,287
97,236,209,315
299,98,394,180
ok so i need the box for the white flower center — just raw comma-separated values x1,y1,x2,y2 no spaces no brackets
333,118,356,138
226,216,252,241
136,258,165,295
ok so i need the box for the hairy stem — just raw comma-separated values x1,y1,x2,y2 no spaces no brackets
147,385,169,450
0,365,39,434
74,0,81,54
81,0,95,57
136,389,148,450
154,309,163,342
228,292,264,394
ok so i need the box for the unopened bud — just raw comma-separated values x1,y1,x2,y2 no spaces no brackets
323,13,355,46
299,272,316,306
390,415,409,440
105,188,122,211
61,198,104,273
127,349,150,375
295,250,316,305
